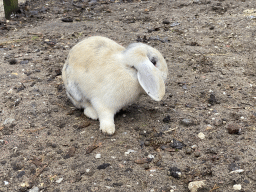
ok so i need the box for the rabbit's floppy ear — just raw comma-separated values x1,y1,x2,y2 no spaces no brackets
135,60,165,101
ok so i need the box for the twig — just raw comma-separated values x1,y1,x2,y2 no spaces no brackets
86,136,100,154
23,127,46,133
33,164,48,180
209,184,219,192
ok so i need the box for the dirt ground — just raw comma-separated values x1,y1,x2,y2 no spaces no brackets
0,0,256,191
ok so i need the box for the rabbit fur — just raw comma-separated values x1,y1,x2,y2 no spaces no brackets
62,36,168,135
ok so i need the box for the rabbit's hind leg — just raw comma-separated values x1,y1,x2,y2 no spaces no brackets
84,103,98,120
66,85,98,120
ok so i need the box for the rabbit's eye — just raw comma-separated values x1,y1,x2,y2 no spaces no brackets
150,57,157,66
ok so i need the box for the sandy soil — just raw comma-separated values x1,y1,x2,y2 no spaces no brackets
0,0,256,191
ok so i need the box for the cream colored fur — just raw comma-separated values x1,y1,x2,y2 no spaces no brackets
62,36,168,135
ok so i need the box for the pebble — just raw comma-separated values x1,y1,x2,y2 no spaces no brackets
230,169,244,174
163,115,171,123
170,22,180,27
180,118,194,126
213,117,222,126
17,170,25,178
61,17,73,22
9,59,18,65
63,146,76,159
4,181,9,185
226,123,241,134
147,154,154,159
167,167,181,179
233,184,242,190
143,164,150,170
56,178,63,183
194,151,201,157
144,140,150,146
198,132,205,139
97,163,110,170
205,124,213,130
188,180,206,192
20,182,30,188
95,154,101,159
29,186,39,192
208,94,218,105
3,118,15,125
170,139,185,149
124,149,136,156
163,20,170,24
186,148,192,154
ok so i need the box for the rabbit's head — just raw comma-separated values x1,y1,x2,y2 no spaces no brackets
123,43,168,101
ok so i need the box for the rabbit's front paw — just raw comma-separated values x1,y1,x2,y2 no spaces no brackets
100,121,115,135
84,107,98,120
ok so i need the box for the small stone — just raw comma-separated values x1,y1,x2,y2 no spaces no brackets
20,60,29,64
124,149,136,156
144,140,150,146
198,132,205,139
167,167,181,179
95,154,101,159
163,20,170,24
17,171,25,178
112,182,123,187
226,123,241,134
9,59,18,65
4,181,9,185
61,17,73,22
233,184,242,190
170,139,185,149
180,119,194,126
209,26,215,30
170,22,180,27
188,180,206,192
63,146,76,159
20,181,30,188
213,117,222,126
97,163,110,170
186,148,192,154
230,169,244,174
163,115,171,123
243,179,250,184
208,94,218,105
194,151,200,157
3,118,15,125
182,84,187,90
143,164,150,170
29,186,39,192
205,124,213,130
56,178,63,183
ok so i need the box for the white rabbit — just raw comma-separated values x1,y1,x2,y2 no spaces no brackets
62,36,168,135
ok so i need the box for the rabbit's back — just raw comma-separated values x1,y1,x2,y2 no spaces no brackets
68,36,125,70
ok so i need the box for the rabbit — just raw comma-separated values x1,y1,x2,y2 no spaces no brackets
62,36,168,135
